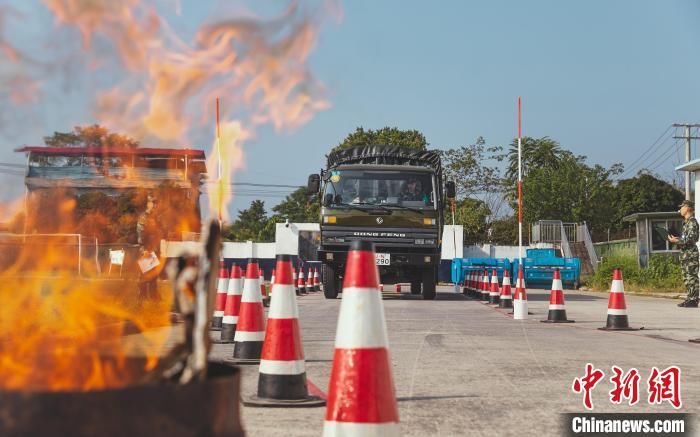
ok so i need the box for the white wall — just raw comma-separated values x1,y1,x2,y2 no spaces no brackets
275,222,319,256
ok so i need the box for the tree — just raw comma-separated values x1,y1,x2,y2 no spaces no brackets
505,136,563,180
488,215,519,245
612,173,684,230
439,137,507,242
225,200,274,242
443,197,491,245
44,124,139,149
333,126,428,153
521,152,622,234
272,187,319,223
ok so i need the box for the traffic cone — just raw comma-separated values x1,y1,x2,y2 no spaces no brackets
260,269,267,298
306,267,314,293
396,283,401,293
471,271,479,298
480,269,490,301
499,269,513,309
324,240,399,436
488,269,500,305
298,268,307,295
293,268,299,296
244,254,325,407
270,268,276,298
230,259,266,364
599,269,637,331
217,264,242,344
314,267,321,292
541,269,574,323
513,264,529,320
212,260,228,330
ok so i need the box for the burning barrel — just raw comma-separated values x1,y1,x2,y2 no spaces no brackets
0,359,244,437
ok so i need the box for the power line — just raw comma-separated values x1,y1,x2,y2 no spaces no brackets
204,181,301,189
618,125,673,179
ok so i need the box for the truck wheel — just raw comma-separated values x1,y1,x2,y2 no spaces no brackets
422,267,436,300
410,281,421,295
322,264,339,299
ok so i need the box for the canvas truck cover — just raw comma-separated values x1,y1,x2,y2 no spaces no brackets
326,145,442,179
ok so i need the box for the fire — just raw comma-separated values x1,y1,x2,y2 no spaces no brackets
0,1,336,391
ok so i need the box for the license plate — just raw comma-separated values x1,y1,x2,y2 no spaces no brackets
375,253,390,266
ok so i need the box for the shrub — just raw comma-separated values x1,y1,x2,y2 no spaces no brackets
587,253,684,292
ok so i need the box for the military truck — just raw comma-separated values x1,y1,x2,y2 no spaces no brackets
307,145,455,300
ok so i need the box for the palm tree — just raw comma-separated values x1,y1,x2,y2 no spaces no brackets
505,136,563,180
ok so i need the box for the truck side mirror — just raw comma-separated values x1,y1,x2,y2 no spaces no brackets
307,174,320,193
445,181,456,199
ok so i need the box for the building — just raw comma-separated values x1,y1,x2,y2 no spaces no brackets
15,146,208,240
622,212,682,268
16,146,206,194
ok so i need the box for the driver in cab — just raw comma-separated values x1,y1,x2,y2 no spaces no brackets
399,178,423,202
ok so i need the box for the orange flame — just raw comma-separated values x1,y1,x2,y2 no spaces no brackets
0,1,336,391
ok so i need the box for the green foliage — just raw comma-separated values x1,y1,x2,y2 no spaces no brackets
333,127,428,153
447,198,491,245
587,254,684,292
505,136,563,180
272,187,319,223
518,152,623,235
488,215,519,245
44,125,139,149
612,173,684,229
438,136,505,199
224,200,274,242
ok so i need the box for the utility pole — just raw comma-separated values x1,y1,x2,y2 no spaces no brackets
672,123,700,200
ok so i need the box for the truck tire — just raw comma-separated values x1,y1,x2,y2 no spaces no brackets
410,281,421,295
422,267,436,300
322,263,339,299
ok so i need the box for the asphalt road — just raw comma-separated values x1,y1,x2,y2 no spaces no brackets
206,286,700,436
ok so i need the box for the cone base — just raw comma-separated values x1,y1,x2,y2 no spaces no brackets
541,319,575,323
243,394,325,408
210,326,222,331
211,317,223,330
212,338,236,344
499,301,513,309
223,357,261,365
598,326,638,331
688,338,700,344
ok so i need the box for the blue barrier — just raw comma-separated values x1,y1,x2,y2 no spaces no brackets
451,257,512,285
511,249,580,289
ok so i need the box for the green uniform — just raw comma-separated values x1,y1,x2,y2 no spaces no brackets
678,217,699,302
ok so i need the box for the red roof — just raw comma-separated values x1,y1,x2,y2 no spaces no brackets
15,146,206,159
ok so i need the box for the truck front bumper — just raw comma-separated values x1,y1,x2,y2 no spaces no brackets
318,247,439,267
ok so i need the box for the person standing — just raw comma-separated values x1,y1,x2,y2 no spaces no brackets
668,200,699,307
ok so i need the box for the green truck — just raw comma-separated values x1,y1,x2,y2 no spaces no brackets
307,145,455,300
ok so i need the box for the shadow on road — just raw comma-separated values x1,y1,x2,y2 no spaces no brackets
397,394,478,402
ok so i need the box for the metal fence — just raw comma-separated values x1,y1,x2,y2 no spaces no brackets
531,220,599,271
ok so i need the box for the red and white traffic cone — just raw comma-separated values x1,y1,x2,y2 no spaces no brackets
314,267,321,292
260,269,266,298
293,268,299,296
230,259,266,364
480,269,490,301
270,268,276,299
513,264,529,320
599,269,637,331
306,267,314,293
245,254,325,407
298,268,307,295
217,264,243,344
324,241,399,436
499,268,513,309
541,269,574,323
470,271,477,298
488,269,500,305
396,283,401,293
212,260,228,330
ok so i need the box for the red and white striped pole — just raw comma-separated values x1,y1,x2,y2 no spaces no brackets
517,96,523,266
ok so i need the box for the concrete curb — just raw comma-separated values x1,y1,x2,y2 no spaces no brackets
580,287,684,300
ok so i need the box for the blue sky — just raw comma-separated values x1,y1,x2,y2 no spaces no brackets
1,0,699,219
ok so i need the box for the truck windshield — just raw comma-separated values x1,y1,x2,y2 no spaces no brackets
324,170,435,209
